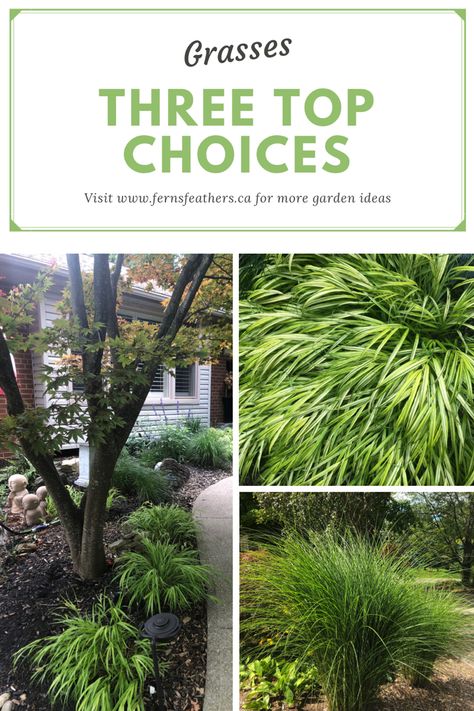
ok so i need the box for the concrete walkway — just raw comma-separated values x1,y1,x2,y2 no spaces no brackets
193,477,233,711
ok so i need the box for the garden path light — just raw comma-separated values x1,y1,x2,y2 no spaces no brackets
142,612,181,711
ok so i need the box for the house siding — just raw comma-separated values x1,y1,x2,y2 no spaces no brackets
132,364,211,435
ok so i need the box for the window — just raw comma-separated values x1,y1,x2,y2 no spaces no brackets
150,364,164,392
175,365,194,397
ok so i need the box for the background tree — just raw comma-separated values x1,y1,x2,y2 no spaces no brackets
410,493,474,586
241,492,412,539
0,254,229,579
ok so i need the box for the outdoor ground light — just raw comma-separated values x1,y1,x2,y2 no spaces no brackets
142,612,181,710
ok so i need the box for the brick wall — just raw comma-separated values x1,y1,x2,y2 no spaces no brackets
210,356,232,426
0,350,35,462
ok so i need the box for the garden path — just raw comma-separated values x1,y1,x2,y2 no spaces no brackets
193,477,233,711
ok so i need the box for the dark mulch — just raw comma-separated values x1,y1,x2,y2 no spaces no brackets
0,467,229,710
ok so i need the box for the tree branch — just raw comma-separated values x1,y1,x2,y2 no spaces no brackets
157,255,205,339
0,329,25,415
167,255,214,341
66,255,89,330
113,254,214,448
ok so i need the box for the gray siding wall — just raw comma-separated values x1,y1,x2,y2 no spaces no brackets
132,364,211,435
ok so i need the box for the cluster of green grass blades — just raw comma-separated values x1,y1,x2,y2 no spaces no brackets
241,532,470,711
125,503,199,548
112,452,171,503
115,537,212,616
14,504,212,709
240,254,474,485
14,595,156,711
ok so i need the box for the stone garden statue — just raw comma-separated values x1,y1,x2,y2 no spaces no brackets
22,494,45,527
6,475,29,514
36,486,48,519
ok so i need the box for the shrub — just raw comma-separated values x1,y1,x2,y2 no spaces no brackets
139,426,191,467
115,537,212,615
125,504,198,549
112,453,170,503
240,254,474,485
13,595,157,711
186,427,232,469
241,532,467,711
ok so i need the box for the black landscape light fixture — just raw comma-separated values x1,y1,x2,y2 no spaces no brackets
142,612,181,710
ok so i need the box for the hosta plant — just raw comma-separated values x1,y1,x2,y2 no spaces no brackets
240,254,474,485
240,532,468,711
13,595,157,711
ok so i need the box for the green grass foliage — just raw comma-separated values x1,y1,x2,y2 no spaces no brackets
240,254,474,485
125,504,198,548
115,537,212,615
186,427,232,469
46,486,124,520
241,532,468,711
46,484,83,519
138,425,232,470
13,595,156,711
139,426,192,466
112,453,170,503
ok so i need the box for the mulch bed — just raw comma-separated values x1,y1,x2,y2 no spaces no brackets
0,467,229,710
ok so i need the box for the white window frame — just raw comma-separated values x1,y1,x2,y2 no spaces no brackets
146,362,200,405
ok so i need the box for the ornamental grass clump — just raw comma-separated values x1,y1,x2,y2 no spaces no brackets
125,504,198,549
13,595,156,711
240,254,474,485
115,537,212,615
186,427,232,469
240,532,468,711
112,452,170,503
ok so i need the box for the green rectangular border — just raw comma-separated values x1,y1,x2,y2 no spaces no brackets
9,8,466,232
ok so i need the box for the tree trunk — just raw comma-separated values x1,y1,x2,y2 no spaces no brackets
461,540,473,587
75,444,118,579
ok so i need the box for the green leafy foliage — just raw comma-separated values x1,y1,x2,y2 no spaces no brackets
0,453,36,501
240,254,474,485
46,486,124,520
125,504,198,549
182,416,203,434
186,427,232,469
241,531,469,711
139,426,191,466
13,595,157,711
240,656,319,710
135,424,232,470
246,492,412,538
112,453,170,503
115,537,212,616
46,484,83,520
